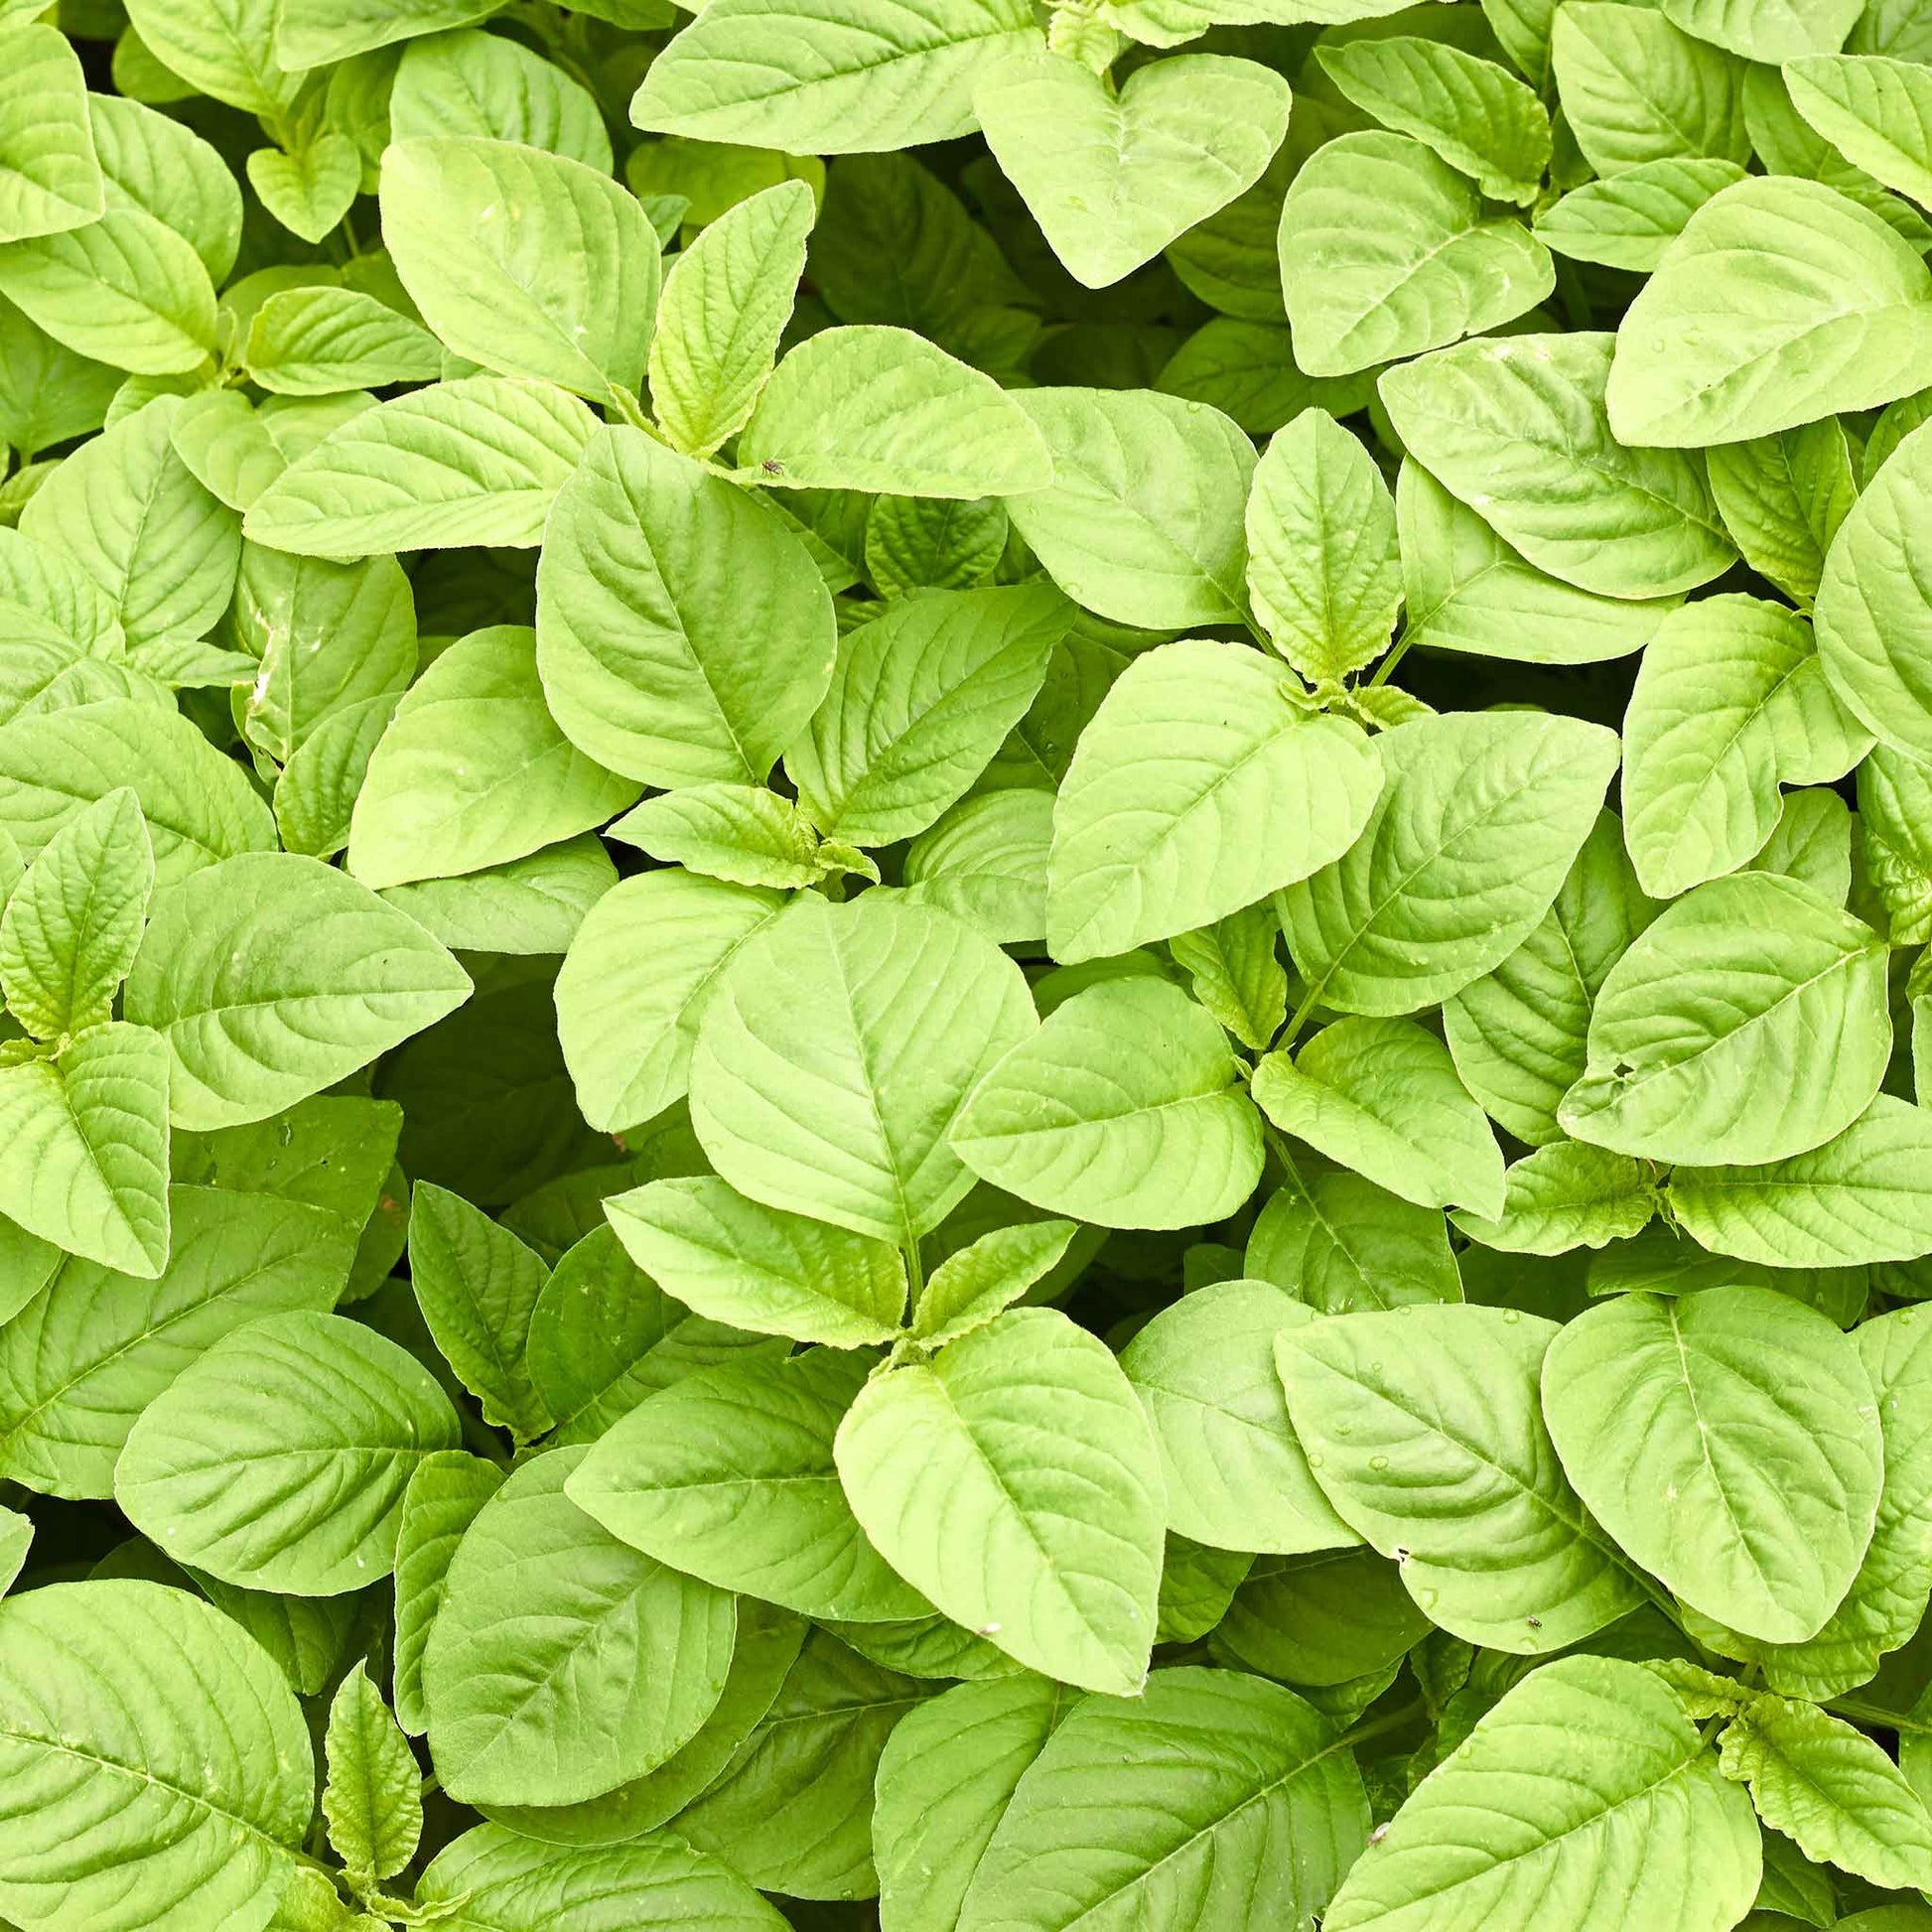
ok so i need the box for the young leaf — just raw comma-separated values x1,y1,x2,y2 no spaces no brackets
1253,1016,1505,1219
347,622,639,892
407,1182,552,1443
649,179,814,458
382,137,660,402
124,851,472,1130
740,325,1054,497
909,1216,1076,1346
973,52,1291,289
1122,1278,1359,1556
323,1662,423,1888
1607,177,1932,446
392,1449,504,1737
1279,132,1553,378
0,784,152,1039
835,1306,1165,1694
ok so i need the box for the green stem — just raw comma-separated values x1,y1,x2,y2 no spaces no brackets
902,1237,926,1310
1368,632,1413,689
1278,979,1324,1053
1829,1696,1932,1736
1339,1697,1428,1751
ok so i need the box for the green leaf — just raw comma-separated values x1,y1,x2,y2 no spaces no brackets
276,0,498,69
243,376,599,558
1689,1307,1932,1698
525,1221,781,1446
0,784,151,1039
1254,1016,1504,1218
1278,132,1553,379
116,1309,462,1591
1451,1141,1657,1254
322,1663,422,1887
479,1598,807,1850
0,24,103,244
1721,1694,1932,1891
554,870,786,1133
689,892,1035,1246
347,623,637,892
247,133,360,247
649,179,813,458
243,287,444,397
903,789,1053,945
379,837,617,957
416,1823,787,1932
1816,420,1932,761
1046,638,1381,962
120,0,303,118
1541,1287,1883,1642
1214,1543,1428,1690
20,396,238,646
569,1347,927,1620
0,1184,352,1497
1002,386,1254,627
630,0,1043,152
0,1021,170,1275
1785,55,1932,208
390,27,615,170
425,1445,737,1808
1394,461,1681,666
1622,597,1870,897
1245,409,1401,682
836,1306,1165,1693
740,325,1053,496
874,1675,1073,1932
1320,1655,1760,1931
1607,178,1932,447
1280,709,1621,1016
909,1216,1076,1346
1443,810,1657,1146
1550,2,1748,177
956,1666,1370,1931
392,1449,503,1736
1670,1094,1932,1267
787,583,1068,847
1559,872,1889,1166
972,52,1291,289
1170,903,1288,1052
1279,1303,1644,1650
1379,332,1735,600
383,138,659,402
1248,1160,1463,1311
125,852,472,1130
605,1173,906,1347
535,425,837,787
1532,157,1747,271
1122,1277,1359,1555
0,1502,27,1594
673,1626,925,1898
950,975,1265,1230
1317,38,1551,204
0,1579,313,1932
611,782,850,889
407,1182,552,1442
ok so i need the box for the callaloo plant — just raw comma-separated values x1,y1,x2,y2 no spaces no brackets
4,0,1932,1928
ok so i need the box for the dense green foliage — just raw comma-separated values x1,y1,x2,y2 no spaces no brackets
6,0,1932,1928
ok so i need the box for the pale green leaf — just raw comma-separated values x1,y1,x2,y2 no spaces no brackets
0,24,103,245
835,1306,1165,1694
1451,1142,1656,1254
1542,1287,1882,1642
950,975,1264,1230
323,1663,422,1886
116,1309,463,1592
